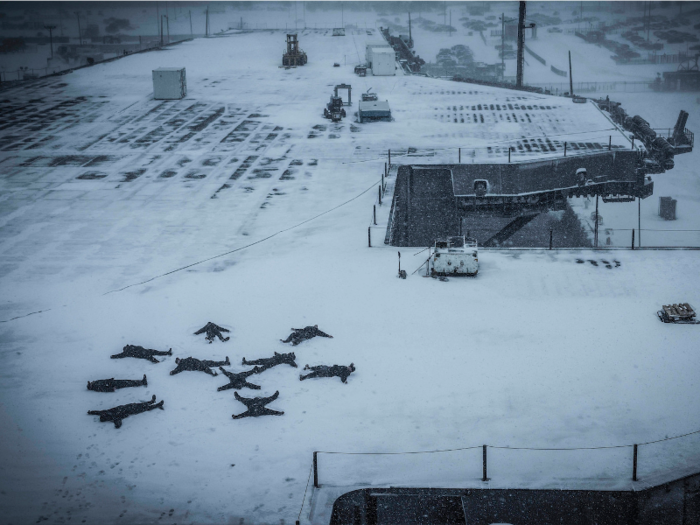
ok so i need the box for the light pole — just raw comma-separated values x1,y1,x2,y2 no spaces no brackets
75,12,82,45
515,1,536,89
500,13,516,80
160,15,170,45
44,25,57,58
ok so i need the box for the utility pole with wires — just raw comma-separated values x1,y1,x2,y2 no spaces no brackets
580,0,583,26
646,1,651,42
189,10,193,36
44,25,56,58
75,12,82,45
500,13,516,79
569,50,574,96
501,13,505,78
516,1,535,89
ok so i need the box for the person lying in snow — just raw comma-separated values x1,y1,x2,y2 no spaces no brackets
231,391,284,419
194,322,230,343
87,374,147,392
300,364,355,384
241,351,297,371
87,395,164,428
110,345,172,364
281,325,333,346
169,356,230,376
217,366,263,391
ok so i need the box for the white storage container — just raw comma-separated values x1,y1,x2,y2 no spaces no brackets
152,67,187,100
365,42,392,65
371,48,396,76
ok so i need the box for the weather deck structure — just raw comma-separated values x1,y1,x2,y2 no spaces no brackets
387,140,655,247
317,475,700,525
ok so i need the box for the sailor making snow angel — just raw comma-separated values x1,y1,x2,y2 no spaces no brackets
110,344,172,363
194,322,230,343
170,356,230,376
217,366,263,391
231,391,284,419
87,395,164,428
281,325,333,346
87,375,148,392
300,363,355,383
242,351,297,370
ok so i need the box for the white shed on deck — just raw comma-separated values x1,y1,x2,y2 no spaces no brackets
370,47,396,76
365,42,392,65
152,67,187,100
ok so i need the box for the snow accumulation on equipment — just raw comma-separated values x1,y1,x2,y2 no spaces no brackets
430,236,479,277
358,100,391,123
657,303,700,324
152,67,187,100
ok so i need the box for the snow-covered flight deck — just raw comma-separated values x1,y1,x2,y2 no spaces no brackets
1,28,700,525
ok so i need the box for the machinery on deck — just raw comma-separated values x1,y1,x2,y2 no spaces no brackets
361,88,378,102
324,94,346,122
669,110,694,155
627,115,676,172
323,84,351,122
282,34,307,67
380,26,425,74
657,303,700,324
358,89,391,123
599,99,694,174
430,236,479,277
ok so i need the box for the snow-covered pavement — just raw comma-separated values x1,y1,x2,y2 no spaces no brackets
1,25,700,525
